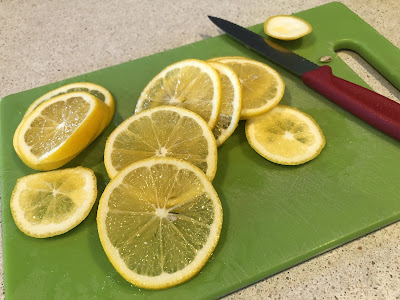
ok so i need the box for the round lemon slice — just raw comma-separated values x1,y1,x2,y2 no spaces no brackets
209,56,284,119
264,15,312,40
208,61,242,146
23,82,115,119
135,59,221,128
245,105,325,165
15,92,109,170
10,166,97,238
13,82,115,158
104,105,218,180
97,157,223,290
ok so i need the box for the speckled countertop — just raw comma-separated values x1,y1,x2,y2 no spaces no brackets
1,0,399,299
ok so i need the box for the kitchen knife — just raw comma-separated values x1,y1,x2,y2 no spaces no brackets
208,16,400,141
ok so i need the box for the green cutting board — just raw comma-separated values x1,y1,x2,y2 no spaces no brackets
1,2,400,299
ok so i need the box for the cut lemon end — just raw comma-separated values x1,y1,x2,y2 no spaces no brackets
207,61,242,146
10,166,97,238
104,105,218,180
135,59,222,129
245,105,325,165
16,92,109,170
264,15,312,40
97,157,223,289
208,56,284,119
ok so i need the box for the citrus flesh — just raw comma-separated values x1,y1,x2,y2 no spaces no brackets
209,56,284,119
97,157,223,289
207,61,242,146
15,92,109,170
104,105,218,180
245,105,325,165
10,166,97,238
264,15,312,40
135,59,221,128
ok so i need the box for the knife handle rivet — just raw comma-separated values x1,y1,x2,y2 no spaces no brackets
319,56,332,63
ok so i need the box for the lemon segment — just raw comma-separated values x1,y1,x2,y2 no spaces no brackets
104,105,218,180
209,56,284,119
10,167,97,238
135,59,222,129
245,105,325,165
97,157,223,289
15,92,109,170
207,61,242,146
264,15,312,40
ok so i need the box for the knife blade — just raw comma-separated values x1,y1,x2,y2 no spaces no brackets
208,16,400,141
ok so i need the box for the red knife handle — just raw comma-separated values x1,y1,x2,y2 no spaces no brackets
302,65,400,141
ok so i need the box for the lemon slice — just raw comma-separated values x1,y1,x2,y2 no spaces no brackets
264,15,312,40
209,56,284,119
245,105,325,165
13,82,115,158
135,59,221,128
15,92,109,170
23,82,115,119
97,157,223,289
208,61,242,146
10,167,97,238
104,105,218,180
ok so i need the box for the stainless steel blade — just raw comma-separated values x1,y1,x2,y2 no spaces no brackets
208,16,319,77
